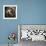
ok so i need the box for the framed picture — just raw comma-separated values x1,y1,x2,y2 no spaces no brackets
3,5,17,19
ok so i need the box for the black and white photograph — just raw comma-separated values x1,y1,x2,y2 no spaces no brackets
3,5,17,19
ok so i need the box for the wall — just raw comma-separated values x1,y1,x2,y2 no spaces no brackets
0,0,19,44
17,0,46,24
0,0,46,45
